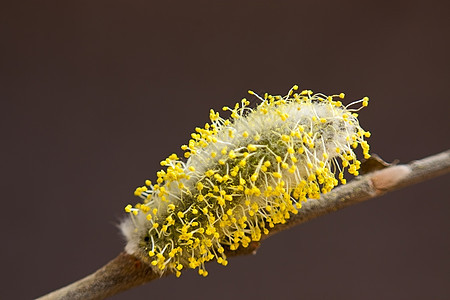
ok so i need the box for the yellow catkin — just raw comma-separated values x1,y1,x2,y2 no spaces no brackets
121,85,371,277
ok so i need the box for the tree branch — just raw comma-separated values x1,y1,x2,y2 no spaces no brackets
37,150,450,300
262,150,450,239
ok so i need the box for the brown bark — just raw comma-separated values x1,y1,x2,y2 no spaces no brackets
37,150,450,300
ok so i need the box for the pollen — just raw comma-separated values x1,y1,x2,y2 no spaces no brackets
122,85,371,278
247,144,257,152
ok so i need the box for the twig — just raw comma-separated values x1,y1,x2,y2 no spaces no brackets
36,252,166,300
37,150,450,300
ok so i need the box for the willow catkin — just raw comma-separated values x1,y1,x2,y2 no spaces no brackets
121,86,371,277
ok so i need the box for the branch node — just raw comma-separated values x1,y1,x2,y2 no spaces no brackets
370,165,412,194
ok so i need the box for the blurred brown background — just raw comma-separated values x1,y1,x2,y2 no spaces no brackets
1,1,449,299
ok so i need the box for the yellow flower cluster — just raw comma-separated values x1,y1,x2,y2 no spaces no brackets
122,86,371,277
